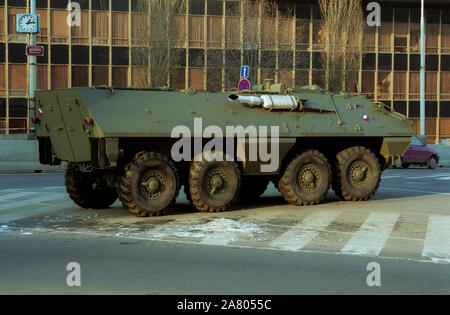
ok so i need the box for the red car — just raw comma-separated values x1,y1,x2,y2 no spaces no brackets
393,135,439,169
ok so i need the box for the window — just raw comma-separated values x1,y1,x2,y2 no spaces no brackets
112,67,128,88
362,71,374,98
207,16,222,48
295,70,309,88
189,15,205,48
426,72,437,100
51,65,68,89
92,11,109,45
441,72,450,99
9,43,27,63
112,12,128,46
378,72,392,99
394,20,408,53
188,49,204,67
411,135,424,146
51,10,68,43
393,72,407,100
92,66,108,86
51,45,69,64
9,98,27,117
207,1,223,16
72,66,89,87
207,68,222,91
296,52,310,70
189,0,205,15
378,54,392,71
394,54,407,71
362,54,376,70
393,101,407,115
92,46,109,65
37,65,48,90
112,47,129,66
72,46,90,65
378,22,392,52
189,68,204,90
72,11,90,45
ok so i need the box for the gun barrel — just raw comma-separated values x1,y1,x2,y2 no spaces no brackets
228,94,263,106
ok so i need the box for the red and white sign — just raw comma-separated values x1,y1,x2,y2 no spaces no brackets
238,78,251,91
26,45,45,57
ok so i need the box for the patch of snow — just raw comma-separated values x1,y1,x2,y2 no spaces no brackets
0,225,11,232
146,218,264,240
193,218,263,234
429,257,450,264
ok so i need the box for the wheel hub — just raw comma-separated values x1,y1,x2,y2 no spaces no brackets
140,171,166,200
349,161,369,186
207,169,228,196
297,165,320,191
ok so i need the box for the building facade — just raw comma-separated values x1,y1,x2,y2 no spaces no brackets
0,0,449,143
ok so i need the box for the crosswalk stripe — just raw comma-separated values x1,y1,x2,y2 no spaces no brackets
269,210,342,251
422,215,450,262
0,192,39,202
341,212,399,256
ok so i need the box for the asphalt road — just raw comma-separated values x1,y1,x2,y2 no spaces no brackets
0,167,449,295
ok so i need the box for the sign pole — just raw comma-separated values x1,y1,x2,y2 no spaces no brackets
29,0,37,136
420,0,426,142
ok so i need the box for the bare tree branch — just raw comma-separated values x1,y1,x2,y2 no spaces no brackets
318,0,364,93
134,0,185,88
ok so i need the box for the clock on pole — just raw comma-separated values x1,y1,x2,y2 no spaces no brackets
16,14,40,33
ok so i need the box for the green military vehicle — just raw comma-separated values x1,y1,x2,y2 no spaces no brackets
34,80,413,217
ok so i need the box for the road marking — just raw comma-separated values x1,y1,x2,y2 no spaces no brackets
341,212,399,256
269,210,342,251
0,192,39,201
380,187,450,196
0,194,66,211
422,215,450,262
42,186,66,190
437,177,450,181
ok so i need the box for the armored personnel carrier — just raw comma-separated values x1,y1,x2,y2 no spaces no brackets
34,80,413,217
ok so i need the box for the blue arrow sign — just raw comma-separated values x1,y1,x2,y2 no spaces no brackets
240,65,250,79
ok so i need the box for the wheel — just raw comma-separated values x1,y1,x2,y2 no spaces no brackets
118,151,181,217
334,146,381,201
392,158,403,169
189,152,241,213
65,167,118,209
427,156,437,169
402,163,410,169
239,176,270,200
279,149,331,206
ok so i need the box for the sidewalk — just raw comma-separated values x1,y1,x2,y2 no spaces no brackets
0,135,66,173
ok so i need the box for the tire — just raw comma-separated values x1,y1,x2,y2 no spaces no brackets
402,163,410,169
65,167,118,209
189,152,241,213
334,146,381,201
279,150,331,206
239,176,270,200
118,151,181,217
392,158,403,169
427,156,437,169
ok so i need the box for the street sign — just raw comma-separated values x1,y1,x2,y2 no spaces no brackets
238,78,251,91
26,45,44,57
240,65,250,79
